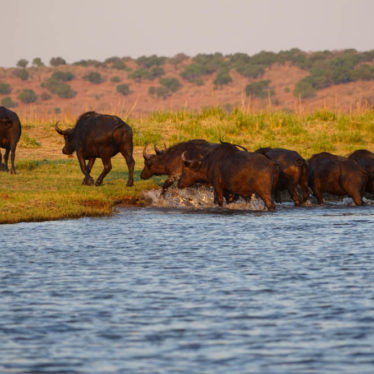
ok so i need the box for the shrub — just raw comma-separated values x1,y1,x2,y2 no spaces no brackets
41,79,76,98
0,83,11,95
73,59,103,67
148,67,165,79
13,69,29,81
32,57,44,67
51,71,75,82
1,96,17,108
245,80,274,98
169,53,189,67
236,64,265,78
18,89,37,103
17,59,28,68
160,77,182,92
137,55,166,68
54,107,61,114
83,71,103,84
148,86,170,99
116,84,132,96
111,60,128,70
293,79,316,99
40,92,51,101
110,76,121,83
352,64,374,81
50,57,66,66
128,68,149,81
214,69,232,88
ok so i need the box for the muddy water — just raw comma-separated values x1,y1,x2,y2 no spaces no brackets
1,190,374,373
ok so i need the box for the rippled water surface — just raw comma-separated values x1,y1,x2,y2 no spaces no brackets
1,204,374,373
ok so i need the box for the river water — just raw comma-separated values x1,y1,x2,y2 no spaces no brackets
1,195,374,373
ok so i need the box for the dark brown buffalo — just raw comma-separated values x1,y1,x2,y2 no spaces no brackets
140,139,217,194
178,141,279,210
348,149,374,194
0,106,22,174
308,152,367,205
55,111,134,186
255,147,309,206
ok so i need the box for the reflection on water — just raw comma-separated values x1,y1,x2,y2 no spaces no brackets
1,198,374,373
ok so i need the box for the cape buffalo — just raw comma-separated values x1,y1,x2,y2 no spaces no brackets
0,106,22,174
55,111,134,186
178,141,279,210
308,152,367,205
348,149,374,194
141,139,217,195
255,147,309,206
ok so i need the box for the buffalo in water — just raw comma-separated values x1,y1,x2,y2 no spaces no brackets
308,152,367,205
141,139,217,195
0,106,22,174
55,111,135,186
348,149,374,194
255,147,309,206
179,141,279,211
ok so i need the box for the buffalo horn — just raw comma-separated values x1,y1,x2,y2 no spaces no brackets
143,144,151,160
55,121,64,135
154,144,162,155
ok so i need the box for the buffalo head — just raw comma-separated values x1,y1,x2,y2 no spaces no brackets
55,122,75,155
140,143,167,179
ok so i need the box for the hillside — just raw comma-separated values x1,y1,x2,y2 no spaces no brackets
2,49,374,119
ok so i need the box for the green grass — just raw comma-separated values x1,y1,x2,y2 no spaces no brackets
2,107,374,224
0,157,159,224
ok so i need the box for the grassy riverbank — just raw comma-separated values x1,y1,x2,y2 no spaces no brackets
1,108,374,224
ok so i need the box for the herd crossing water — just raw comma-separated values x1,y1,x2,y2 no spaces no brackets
1,191,374,373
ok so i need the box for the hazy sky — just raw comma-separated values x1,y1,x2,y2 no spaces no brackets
1,0,374,67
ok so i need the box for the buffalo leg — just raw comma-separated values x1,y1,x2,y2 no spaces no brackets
121,148,135,187
288,183,301,206
0,151,3,171
161,176,177,195
214,186,224,207
77,153,94,185
95,157,112,186
300,179,310,204
259,191,276,211
86,158,96,173
3,148,10,172
10,145,17,174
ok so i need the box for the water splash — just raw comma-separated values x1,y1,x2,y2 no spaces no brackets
143,186,266,211
142,186,374,210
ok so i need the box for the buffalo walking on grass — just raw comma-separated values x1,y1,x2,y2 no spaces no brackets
55,111,135,186
0,106,22,174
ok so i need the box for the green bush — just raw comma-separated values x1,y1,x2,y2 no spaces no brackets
1,96,17,108
293,79,316,99
111,60,128,70
137,55,166,68
17,59,28,68
73,59,103,67
110,76,121,83
18,89,37,103
41,79,76,98
50,57,66,66
160,77,182,92
83,71,103,84
128,67,164,81
235,64,265,78
116,84,132,96
214,69,232,88
51,71,75,82
148,86,170,99
352,64,374,81
32,57,44,67
245,80,274,98
13,69,29,81
0,83,11,95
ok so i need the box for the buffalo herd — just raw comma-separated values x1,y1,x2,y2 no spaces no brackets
1,107,374,210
